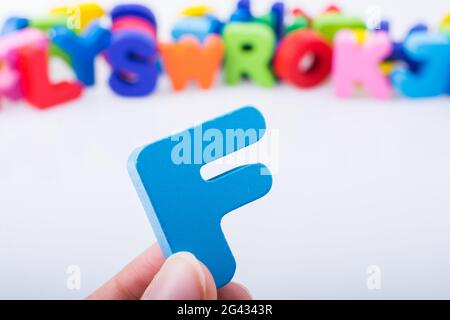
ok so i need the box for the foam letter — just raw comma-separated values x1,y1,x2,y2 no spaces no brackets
223,23,276,87
128,107,272,287
159,35,223,91
332,30,393,99
275,29,332,88
0,59,21,104
107,31,159,96
17,45,83,109
0,29,49,102
313,11,365,42
52,22,112,86
391,33,450,98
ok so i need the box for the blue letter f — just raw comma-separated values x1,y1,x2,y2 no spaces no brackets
128,106,272,287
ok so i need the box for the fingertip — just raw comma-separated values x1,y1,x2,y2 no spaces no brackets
198,261,218,300
141,252,218,300
218,282,252,300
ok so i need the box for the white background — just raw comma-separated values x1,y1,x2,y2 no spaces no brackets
0,0,449,299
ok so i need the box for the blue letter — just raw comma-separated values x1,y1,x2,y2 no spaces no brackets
52,22,111,86
128,107,272,287
107,31,159,96
391,32,450,97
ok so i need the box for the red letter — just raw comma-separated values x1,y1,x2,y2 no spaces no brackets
18,45,83,109
275,30,332,88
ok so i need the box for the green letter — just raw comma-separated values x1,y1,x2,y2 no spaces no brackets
223,23,276,87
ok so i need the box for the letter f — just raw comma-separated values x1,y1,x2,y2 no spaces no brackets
128,107,272,287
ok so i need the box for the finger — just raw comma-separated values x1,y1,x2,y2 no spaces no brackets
87,243,164,300
218,282,252,300
199,260,219,300
141,252,217,300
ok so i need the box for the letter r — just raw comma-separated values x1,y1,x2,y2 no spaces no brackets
128,107,272,287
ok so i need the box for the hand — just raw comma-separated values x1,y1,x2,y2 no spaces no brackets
88,243,251,300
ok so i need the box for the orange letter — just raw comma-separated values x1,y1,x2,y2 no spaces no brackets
160,35,223,91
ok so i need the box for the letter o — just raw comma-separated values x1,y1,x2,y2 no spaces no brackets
274,29,332,88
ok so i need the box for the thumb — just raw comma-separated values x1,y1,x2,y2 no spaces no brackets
141,252,217,300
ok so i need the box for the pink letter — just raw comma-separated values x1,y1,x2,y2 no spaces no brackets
0,29,48,104
332,30,393,99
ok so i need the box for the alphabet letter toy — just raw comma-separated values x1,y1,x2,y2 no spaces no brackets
51,22,112,86
128,106,273,288
275,29,332,88
0,58,21,104
17,44,83,109
27,16,73,64
0,28,48,58
0,1,448,108
29,16,69,32
159,35,224,91
1,17,28,35
108,31,159,97
223,23,276,87
391,33,450,98
111,4,157,30
230,0,285,41
181,5,213,17
111,16,156,37
270,2,285,41
171,15,223,43
313,7,366,42
257,2,285,41
285,8,310,34
0,29,48,102
440,13,450,35
107,4,159,96
332,30,393,99
230,0,253,22
379,20,428,72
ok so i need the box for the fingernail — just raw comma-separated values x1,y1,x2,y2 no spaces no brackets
142,252,207,300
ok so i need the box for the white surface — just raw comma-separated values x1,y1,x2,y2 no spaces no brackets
0,0,449,299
